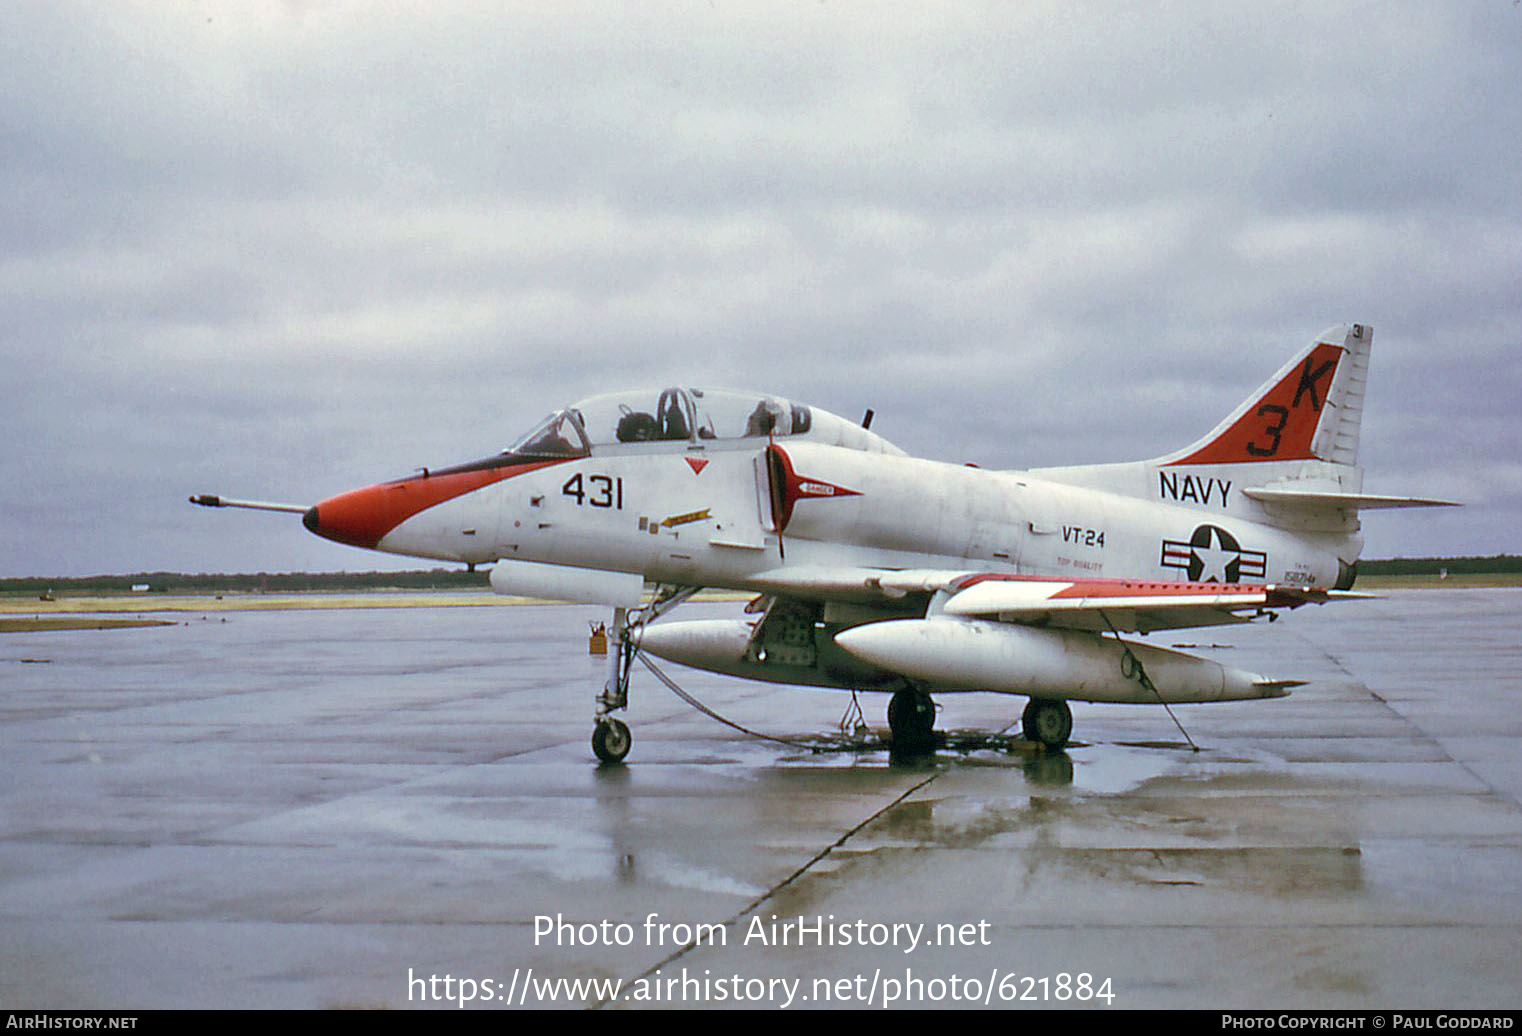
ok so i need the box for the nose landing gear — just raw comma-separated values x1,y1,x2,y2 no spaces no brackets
590,587,699,765
592,716,632,764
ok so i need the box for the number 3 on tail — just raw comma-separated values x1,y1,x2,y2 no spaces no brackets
1247,404,1288,457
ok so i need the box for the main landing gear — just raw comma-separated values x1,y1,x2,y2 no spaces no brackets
592,587,698,765
885,689,1071,754
1021,697,1072,750
887,687,937,755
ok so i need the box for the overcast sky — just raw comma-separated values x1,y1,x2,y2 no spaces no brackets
3,1,1518,577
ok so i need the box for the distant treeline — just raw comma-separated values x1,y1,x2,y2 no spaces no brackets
2,569,491,595
1358,555,1522,576
4,556,1519,594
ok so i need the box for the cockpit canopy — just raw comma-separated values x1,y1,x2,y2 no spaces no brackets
506,387,902,459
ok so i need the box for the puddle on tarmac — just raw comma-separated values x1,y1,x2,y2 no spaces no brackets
769,727,1192,796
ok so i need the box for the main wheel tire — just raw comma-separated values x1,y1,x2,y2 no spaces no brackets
592,718,632,764
888,688,936,753
1021,698,1072,749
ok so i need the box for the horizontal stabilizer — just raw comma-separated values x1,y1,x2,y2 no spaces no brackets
1242,488,1461,510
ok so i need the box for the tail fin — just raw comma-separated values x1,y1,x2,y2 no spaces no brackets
1160,323,1368,467
1031,323,1455,592
1157,323,1455,513
1032,323,1457,517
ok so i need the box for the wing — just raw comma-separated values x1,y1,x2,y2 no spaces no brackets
938,574,1368,633
738,566,1366,633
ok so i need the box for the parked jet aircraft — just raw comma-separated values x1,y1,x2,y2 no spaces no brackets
194,324,1453,762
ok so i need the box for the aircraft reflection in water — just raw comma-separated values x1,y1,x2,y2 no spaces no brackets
194,324,1454,763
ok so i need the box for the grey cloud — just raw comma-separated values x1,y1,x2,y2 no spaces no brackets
2,1,1518,573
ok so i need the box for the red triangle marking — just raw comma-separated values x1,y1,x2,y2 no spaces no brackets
685,457,709,475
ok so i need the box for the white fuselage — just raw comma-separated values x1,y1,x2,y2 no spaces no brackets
375,439,1350,593
210,327,1448,753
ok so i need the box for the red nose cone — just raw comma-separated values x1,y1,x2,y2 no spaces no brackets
303,460,569,552
303,483,401,549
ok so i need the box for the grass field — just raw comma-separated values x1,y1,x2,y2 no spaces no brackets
0,577,1512,631
0,618,179,633
0,588,755,623
1350,573,1522,590
0,591,519,616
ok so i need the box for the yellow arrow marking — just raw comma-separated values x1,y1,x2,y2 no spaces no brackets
661,509,712,528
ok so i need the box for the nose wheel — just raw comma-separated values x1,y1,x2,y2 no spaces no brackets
592,606,634,766
589,586,700,765
592,717,632,764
